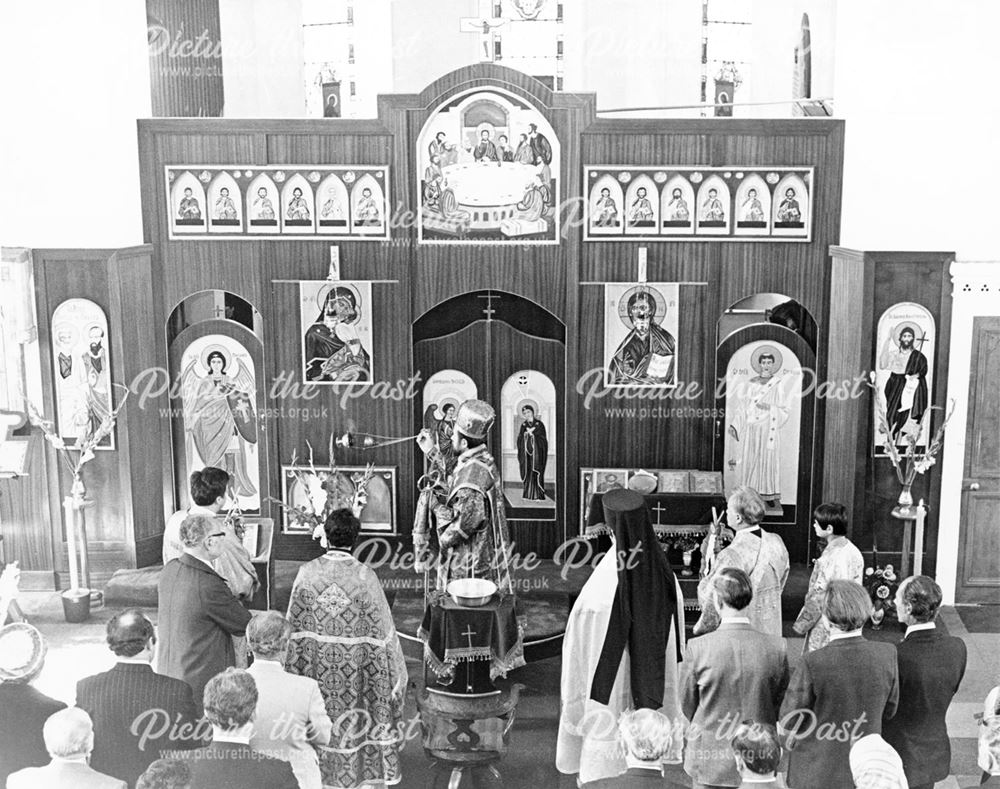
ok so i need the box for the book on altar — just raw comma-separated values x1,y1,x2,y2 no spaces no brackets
647,353,673,378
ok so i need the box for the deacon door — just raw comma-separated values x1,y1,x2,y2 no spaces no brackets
167,318,270,515
413,290,566,558
955,316,1000,603
714,325,816,563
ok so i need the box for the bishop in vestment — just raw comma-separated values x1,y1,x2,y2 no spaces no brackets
416,399,516,596
556,489,685,784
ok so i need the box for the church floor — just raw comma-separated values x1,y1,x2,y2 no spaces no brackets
13,584,998,788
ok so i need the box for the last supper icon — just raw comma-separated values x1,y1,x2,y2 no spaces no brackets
299,281,373,385
417,88,560,243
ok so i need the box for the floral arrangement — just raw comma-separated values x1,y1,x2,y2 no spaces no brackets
864,549,899,626
867,373,954,489
25,386,129,482
269,436,374,549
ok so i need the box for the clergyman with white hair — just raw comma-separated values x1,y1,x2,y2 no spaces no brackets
6,706,126,789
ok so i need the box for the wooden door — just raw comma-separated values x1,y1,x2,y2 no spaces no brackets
413,291,565,557
714,325,816,563
956,316,1000,603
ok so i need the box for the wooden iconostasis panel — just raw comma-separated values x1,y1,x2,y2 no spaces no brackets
137,70,844,566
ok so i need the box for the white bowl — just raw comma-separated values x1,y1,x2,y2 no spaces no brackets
447,578,497,607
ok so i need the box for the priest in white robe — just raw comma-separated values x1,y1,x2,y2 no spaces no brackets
556,488,685,783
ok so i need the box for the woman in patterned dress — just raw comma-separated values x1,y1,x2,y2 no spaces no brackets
285,509,407,788
793,502,865,651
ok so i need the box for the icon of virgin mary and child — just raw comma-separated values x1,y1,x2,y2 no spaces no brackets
303,285,372,383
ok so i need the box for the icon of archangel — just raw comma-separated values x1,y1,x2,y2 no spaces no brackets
179,341,259,504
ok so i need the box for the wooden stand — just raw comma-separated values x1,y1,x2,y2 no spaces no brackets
891,499,928,577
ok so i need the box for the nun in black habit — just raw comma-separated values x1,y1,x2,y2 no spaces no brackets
556,489,685,783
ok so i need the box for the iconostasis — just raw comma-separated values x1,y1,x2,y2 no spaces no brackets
12,65,860,586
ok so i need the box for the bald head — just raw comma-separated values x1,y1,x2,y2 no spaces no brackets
44,707,94,759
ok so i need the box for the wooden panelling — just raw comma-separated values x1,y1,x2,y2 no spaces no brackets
824,250,954,573
146,0,224,117
136,65,845,563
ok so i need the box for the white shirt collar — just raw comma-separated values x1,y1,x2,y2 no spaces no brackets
51,756,89,764
187,553,218,572
721,616,751,625
905,622,936,637
116,657,151,666
188,504,217,517
740,775,778,783
624,756,662,773
828,628,864,642
212,731,252,745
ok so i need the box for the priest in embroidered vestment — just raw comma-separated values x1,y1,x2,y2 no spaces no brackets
556,489,685,784
285,509,407,789
695,485,790,637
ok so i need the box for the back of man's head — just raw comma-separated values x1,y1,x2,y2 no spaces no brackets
731,721,781,776
179,514,216,549
203,668,257,731
901,575,942,623
189,467,230,507
43,707,94,759
712,567,754,611
136,758,192,789
618,709,675,762
106,609,155,657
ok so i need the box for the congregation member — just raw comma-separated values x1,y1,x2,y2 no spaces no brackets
0,623,66,784
76,609,200,786
185,668,298,789
696,486,789,637
729,723,784,789
848,734,907,789
882,575,968,789
979,686,1000,787
163,467,258,602
246,611,332,789
6,707,126,789
583,709,689,788
158,514,252,713
792,502,864,651
135,759,192,789
557,489,685,784
681,568,789,789
285,508,407,789
780,580,899,789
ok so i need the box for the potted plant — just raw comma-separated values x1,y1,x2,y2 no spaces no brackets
25,387,128,622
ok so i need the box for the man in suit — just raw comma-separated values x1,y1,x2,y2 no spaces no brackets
0,622,67,784
730,722,785,788
583,709,688,788
682,567,789,789
76,609,202,786
184,668,298,788
882,575,967,789
780,580,899,789
7,707,126,789
157,514,252,713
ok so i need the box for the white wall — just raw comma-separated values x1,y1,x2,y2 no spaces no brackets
0,0,151,249
219,0,305,117
834,1,1000,260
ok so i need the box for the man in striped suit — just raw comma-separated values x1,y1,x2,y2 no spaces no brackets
76,610,201,787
